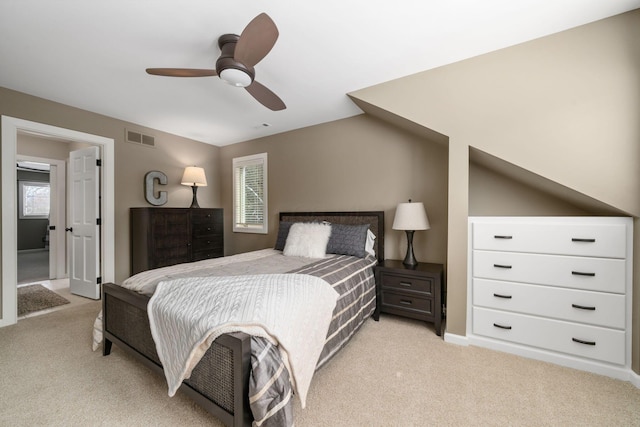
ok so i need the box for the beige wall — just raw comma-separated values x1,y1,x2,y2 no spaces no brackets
469,162,590,216
17,133,74,160
219,114,449,266
349,10,640,371
1,87,222,283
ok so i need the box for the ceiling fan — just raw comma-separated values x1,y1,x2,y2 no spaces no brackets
146,13,286,111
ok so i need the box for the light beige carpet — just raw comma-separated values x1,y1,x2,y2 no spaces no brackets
1,301,639,426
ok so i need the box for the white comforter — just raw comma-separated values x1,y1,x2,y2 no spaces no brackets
147,273,339,408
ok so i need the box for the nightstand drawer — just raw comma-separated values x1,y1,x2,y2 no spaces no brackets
382,290,433,315
380,273,433,294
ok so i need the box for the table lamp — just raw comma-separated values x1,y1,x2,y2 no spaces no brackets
392,200,430,267
181,166,207,208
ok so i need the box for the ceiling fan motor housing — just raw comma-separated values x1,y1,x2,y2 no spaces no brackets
216,34,255,87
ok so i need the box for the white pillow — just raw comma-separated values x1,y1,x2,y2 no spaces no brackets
365,229,376,256
283,222,332,258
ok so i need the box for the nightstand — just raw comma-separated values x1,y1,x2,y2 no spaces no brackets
375,260,445,336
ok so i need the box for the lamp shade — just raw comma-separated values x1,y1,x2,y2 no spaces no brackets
181,166,207,187
392,201,430,231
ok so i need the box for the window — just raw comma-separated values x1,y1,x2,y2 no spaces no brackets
233,153,267,234
19,181,50,219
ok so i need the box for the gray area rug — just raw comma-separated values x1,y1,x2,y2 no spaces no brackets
17,284,70,316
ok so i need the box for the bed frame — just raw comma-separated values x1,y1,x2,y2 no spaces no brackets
102,211,385,427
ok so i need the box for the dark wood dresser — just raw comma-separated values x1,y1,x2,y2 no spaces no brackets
130,207,223,275
375,260,445,336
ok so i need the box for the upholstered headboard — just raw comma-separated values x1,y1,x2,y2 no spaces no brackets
279,211,385,262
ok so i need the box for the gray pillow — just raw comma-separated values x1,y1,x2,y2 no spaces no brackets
326,224,369,258
275,221,294,251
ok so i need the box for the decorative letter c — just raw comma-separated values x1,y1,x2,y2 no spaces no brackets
144,171,168,206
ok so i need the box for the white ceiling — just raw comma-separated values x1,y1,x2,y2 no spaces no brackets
1,1,639,147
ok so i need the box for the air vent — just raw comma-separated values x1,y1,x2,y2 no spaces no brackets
126,129,155,148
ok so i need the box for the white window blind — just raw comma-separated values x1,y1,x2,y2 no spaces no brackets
233,153,268,234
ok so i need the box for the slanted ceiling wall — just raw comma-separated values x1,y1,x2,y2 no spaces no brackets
349,9,640,372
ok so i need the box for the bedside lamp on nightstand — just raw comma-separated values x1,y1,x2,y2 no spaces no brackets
392,200,430,267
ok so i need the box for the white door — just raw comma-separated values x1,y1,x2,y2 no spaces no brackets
68,146,101,299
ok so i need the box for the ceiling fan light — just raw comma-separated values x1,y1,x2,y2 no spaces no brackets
220,68,252,87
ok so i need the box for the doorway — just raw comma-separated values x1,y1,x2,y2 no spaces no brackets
1,116,115,327
16,156,66,283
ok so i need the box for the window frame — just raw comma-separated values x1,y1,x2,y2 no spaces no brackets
18,180,50,220
232,152,268,234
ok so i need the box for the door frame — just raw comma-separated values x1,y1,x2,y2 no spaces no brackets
16,155,66,280
1,116,115,327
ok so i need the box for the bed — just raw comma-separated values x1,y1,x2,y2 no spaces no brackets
101,211,385,427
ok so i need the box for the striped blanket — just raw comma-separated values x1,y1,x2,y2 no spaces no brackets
249,255,377,426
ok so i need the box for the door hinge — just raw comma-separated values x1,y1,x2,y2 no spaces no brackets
96,159,102,167
97,276,102,285
96,218,101,226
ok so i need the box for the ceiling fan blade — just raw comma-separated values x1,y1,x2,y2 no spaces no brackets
245,80,286,111
234,13,279,67
146,68,217,77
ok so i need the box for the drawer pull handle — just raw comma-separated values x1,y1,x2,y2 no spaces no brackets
494,235,513,239
572,304,596,311
399,300,412,305
399,282,412,287
571,271,595,277
493,264,512,269
572,238,596,243
493,323,512,330
572,337,596,346
493,293,512,299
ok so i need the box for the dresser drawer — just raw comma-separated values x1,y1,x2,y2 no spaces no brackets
192,249,223,262
192,236,223,252
381,290,433,317
472,221,627,258
473,278,625,329
191,209,223,224
472,307,625,365
473,250,626,293
193,223,223,237
379,272,433,295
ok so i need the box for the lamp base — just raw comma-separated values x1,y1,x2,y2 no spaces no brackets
189,186,200,208
403,230,418,267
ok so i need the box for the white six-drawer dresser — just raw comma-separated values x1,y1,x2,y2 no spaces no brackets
467,216,633,380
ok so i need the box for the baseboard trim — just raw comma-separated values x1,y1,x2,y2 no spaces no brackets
18,248,49,254
630,370,640,388
444,332,468,346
